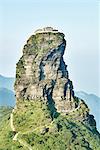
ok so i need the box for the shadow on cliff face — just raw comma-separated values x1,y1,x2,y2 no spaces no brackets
43,79,60,120
47,93,60,120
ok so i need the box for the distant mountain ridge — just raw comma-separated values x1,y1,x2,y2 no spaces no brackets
0,75,15,91
0,88,15,106
0,75,15,107
75,91,100,132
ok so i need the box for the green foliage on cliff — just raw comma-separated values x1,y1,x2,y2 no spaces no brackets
16,56,25,79
14,100,100,150
0,101,100,150
0,106,24,150
13,100,52,132
19,118,99,150
23,32,64,56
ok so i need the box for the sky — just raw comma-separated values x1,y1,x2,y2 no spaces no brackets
0,0,100,96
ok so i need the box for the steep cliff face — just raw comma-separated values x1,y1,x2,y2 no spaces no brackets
1,27,99,150
14,27,85,116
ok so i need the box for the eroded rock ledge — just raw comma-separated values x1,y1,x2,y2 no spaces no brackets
14,27,95,126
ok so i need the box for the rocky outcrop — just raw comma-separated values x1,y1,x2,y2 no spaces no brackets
0,27,100,150
14,27,95,124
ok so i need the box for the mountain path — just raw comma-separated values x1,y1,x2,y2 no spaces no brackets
10,108,53,150
10,104,81,149
10,109,32,150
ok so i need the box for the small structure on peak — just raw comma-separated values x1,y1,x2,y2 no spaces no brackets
34,27,59,34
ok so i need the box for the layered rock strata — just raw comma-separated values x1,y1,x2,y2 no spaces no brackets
14,27,95,125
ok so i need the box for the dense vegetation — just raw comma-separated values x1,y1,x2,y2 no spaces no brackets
0,106,24,150
0,101,100,150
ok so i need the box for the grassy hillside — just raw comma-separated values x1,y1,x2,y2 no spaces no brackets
0,106,24,150
0,100,100,150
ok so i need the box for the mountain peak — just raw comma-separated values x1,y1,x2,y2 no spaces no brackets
14,27,97,122
1,28,99,150
14,27,79,115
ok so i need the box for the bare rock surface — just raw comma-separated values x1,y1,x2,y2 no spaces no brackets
14,27,97,126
